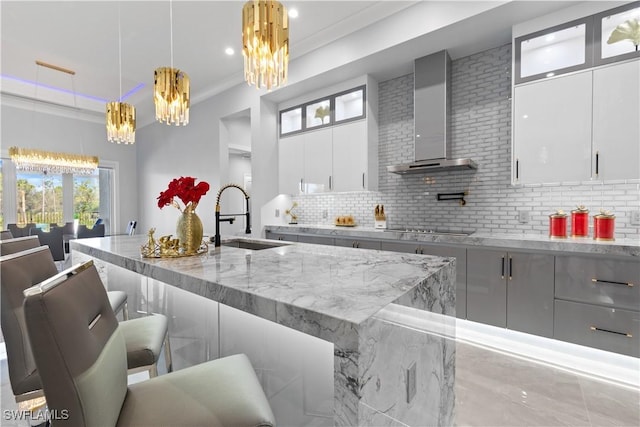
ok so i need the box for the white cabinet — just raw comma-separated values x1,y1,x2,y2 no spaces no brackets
513,59,640,184
279,120,376,194
332,121,368,191
513,71,592,184
278,133,305,195
592,60,640,181
303,128,333,193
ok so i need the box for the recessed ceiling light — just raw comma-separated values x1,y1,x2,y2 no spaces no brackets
225,47,235,56
288,8,299,18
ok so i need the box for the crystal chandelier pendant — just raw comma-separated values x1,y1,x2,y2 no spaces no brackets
106,102,136,144
242,0,289,90
154,67,190,125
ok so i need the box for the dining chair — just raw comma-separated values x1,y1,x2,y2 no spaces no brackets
23,260,275,427
126,220,137,236
77,223,105,238
1,247,170,412
0,236,40,256
7,223,36,238
29,226,65,262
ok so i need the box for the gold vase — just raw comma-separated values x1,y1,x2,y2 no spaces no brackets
176,204,203,254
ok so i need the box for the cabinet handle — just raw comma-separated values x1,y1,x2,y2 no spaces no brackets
362,173,365,189
415,248,419,254
356,242,360,249
352,241,357,248
501,256,505,279
300,178,304,192
595,151,599,178
515,159,519,180
592,278,634,287
508,257,513,280
278,237,284,241
329,176,332,190
420,248,424,254
590,326,632,338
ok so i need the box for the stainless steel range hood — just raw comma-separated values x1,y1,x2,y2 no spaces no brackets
388,50,477,175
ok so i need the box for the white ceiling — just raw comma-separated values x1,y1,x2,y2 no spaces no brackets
1,1,579,126
1,1,417,122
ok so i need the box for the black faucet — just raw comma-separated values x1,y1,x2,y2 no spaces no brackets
214,184,251,247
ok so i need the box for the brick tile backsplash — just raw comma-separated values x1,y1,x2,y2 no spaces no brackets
292,44,640,239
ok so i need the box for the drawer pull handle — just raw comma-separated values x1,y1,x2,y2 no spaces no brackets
589,326,632,338
501,256,505,279
591,278,634,287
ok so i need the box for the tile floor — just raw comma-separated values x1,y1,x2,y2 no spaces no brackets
2,334,638,427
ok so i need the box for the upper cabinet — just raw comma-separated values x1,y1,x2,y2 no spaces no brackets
279,85,367,137
592,59,640,180
512,2,640,184
515,18,592,85
278,77,378,194
513,71,593,184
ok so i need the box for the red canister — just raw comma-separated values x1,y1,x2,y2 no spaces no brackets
549,211,567,239
571,205,589,238
594,211,615,241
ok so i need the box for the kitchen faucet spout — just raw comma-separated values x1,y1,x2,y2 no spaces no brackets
214,184,251,247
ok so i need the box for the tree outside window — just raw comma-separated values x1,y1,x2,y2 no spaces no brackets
15,172,63,225
74,173,100,226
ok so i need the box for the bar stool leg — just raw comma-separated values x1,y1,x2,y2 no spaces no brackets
164,333,173,373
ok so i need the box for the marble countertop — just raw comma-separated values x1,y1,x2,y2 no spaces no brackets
264,224,640,257
70,235,455,327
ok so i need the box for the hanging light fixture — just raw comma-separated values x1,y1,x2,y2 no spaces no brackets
15,62,98,175
154,0,190,125
107,3,136,144
9,147,98,175
242,0,289,90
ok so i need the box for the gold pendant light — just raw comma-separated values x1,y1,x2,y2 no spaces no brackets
106,101,136,144
154,67,189,125
242,0,289,90
107,3,136,144
154,0,190,125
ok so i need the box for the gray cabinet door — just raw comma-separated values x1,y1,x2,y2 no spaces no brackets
265,231,298,242
334,237,381,250
297,234,334,245
507,252,555,338
382,241,467,319
467,248,507,327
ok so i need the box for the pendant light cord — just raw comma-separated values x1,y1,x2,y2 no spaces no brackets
118,2,122,101
169,0,174,69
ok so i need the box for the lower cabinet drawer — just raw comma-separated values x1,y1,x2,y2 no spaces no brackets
555,255,640,311
554,299,639,357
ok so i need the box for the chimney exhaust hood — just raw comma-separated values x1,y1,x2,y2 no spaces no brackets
388,50,477,175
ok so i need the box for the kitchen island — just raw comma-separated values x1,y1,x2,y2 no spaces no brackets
71,235,456,427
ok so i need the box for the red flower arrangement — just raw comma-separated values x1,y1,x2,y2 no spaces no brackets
157,176,210,212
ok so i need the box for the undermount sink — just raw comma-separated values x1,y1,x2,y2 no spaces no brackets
220,239,289,251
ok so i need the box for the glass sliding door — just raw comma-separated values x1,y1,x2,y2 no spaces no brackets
15,171,63,226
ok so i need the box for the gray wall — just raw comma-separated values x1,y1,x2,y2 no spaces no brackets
292,44,640,239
